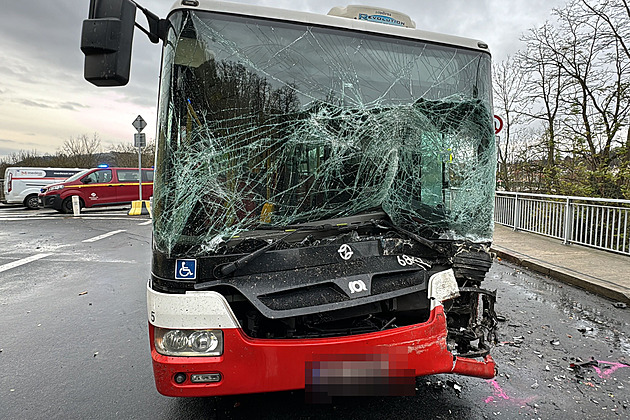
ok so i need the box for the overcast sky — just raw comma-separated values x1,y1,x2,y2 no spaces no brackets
0,0,567,158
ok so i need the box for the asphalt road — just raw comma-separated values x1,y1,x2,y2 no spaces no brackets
0,205,629,419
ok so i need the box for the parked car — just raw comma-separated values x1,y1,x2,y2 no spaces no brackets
2,167,85,209
39,167,153,213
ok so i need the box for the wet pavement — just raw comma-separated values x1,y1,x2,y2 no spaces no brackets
0,209,628,419
483,263,630,418
493,223,630,303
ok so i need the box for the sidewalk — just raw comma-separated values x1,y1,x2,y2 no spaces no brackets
491,223,630,304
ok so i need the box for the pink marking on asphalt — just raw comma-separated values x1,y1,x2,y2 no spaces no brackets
594,360,629,379
485,379,510,403
485,379,537,405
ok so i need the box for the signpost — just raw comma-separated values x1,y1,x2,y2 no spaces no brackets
132,115,147,200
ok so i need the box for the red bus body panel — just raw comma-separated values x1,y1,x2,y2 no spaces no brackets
150,305,495,397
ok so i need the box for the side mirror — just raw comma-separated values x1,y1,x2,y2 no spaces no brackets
82,178,92,184
81,0,136,86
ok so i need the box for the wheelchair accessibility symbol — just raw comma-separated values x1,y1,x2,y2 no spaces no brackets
175,259,197,280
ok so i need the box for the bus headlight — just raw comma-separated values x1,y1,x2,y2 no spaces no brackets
155,328,223,356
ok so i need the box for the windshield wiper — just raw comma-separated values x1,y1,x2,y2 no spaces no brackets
212,220,373,279
377,220,446,254
216,228,302,277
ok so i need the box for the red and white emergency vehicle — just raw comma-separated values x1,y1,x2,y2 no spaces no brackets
39,166,153,213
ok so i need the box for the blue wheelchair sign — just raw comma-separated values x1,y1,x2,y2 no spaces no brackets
175,259,197,280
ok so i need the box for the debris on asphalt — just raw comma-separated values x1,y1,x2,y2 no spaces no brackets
613,302,627,309
93,352,99,358
498,341,520,347
78,291,88,296
569,359,599,370
577,327,593,333
446,379,462,395
426,379,445,390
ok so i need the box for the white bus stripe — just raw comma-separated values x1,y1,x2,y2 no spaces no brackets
0,253,53,273
82,229,127,243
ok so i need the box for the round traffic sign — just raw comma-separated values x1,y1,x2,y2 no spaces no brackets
494,115,503,135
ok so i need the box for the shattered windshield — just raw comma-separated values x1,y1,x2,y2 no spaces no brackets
153,10,495,258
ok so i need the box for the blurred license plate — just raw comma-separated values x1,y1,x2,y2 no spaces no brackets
305,355,415,400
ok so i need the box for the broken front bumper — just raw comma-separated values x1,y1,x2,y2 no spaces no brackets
148,300,495,397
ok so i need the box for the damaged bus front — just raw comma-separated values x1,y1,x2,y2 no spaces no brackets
82,0,497,397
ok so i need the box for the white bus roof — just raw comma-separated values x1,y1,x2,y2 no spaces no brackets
169,0,490,54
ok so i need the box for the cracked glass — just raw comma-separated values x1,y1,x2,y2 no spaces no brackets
153,10,496,258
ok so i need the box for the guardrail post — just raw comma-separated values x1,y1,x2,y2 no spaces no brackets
512,193,520,231
563,197,572,244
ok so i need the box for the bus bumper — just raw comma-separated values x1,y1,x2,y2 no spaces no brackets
148,304,495,397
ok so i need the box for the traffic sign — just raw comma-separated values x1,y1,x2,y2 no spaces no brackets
134,133,146,147
494,115,503,134
132,115,147,132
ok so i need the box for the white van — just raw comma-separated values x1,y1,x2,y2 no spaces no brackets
2,167,85,209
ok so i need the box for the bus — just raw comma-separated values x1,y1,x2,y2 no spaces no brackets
82,0,498,398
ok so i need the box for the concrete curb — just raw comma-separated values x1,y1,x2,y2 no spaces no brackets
491,245,630,304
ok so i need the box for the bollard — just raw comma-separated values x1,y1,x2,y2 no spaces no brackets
129,200,150,216
72,196,80,216
149,196,153,219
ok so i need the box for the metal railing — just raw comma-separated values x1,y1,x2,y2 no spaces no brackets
495,191,630,256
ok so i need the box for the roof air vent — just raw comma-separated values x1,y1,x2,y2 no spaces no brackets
327,5,416,29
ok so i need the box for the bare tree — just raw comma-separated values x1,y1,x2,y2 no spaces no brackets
0,150,49,180
514,0,630,197
493,56,531,190
58,133,102,168
580,0,630,163
551,1,630,169
110,140,156,167
518,23,570,192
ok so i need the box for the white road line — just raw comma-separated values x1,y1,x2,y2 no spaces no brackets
82,229,127,243
0,253,53,273
138,220,152,226
0,217,138,221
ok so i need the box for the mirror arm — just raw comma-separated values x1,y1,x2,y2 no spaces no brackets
132,1,167,43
